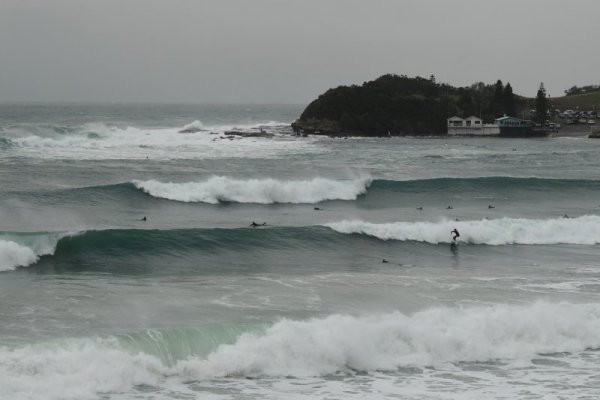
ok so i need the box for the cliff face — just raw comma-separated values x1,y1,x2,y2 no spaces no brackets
291,118,341,135
292,74,524,136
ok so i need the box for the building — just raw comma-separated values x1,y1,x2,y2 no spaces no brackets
494,116,533,128
494,116,537,137
447,116,500,136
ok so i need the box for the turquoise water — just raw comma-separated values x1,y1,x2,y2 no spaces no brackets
1,104,600,399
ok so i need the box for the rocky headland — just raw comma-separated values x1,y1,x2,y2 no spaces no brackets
292,74,526,137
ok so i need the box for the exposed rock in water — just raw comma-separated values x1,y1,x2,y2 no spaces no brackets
224,130,274,138
291,119,341,135
179,127,205,133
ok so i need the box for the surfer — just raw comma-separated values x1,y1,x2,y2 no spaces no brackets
416,206,423,210
446,206,453,210
141,216,147,221
314,207,322,211
451,228,460,242
250,222,266,227
488,204,495,209
382,259,389,263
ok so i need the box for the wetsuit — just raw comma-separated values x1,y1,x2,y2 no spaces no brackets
451,229,460,241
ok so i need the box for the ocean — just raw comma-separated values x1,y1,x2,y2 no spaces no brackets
1,103,600,400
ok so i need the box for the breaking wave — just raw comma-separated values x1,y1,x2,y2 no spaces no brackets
3,214,599,274
178,302,600,377
2,302,600,399
133,176,372,204
325,215,600,245
0,232,74,271
179,120,205,132
0,120,312,160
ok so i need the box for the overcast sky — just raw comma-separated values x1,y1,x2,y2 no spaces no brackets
1,0,598,103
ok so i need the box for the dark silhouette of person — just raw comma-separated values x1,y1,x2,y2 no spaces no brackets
250,222,266,227
141,216,147,221
488,204,495,209
446,206,453,210
416,206,423,210
451,229,460,242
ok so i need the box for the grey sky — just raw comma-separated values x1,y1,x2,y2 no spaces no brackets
1,0,598,103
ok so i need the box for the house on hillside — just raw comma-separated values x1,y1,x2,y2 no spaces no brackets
447,116,499,136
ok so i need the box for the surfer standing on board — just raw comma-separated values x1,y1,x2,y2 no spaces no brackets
451,228,460,242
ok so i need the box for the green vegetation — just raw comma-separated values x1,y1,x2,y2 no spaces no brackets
293,74,525,136
535,83,549,123
549,91,600,111
564,85,600,96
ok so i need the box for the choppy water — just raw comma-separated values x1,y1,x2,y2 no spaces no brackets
2,103,600,400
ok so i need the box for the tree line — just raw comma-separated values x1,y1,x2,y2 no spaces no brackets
564,85,600,96
297,74,525,135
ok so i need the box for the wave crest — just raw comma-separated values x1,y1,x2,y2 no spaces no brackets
0,233,73,271
180,302,600,377
179,120,205,132
3,302,600,399
325,215,600,245
133,176,372,204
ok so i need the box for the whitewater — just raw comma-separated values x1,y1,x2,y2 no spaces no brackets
326,215,600,245
2,302,600,400
133,176,372,204
2,103,600,400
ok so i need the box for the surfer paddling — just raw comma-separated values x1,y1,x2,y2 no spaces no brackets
250,221,266,228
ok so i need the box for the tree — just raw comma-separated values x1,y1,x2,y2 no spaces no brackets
535,82,548,123
503,83,516,116
494,79,504,104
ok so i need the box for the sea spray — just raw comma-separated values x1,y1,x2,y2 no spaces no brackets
0,232,75,271
325,215,600,245
2,120,314,160
0,240,39,271
179,120,205,132
133,176,373,204
2,302,600,399
0,338,165,400
177,302,600,378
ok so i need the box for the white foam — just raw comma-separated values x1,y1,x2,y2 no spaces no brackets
133,176,372,204
3,121,318,160
177,302,600,378
179,120,205,132
0,338,166,400
522,280,600,292
325,215,600,245
0,240,38,271
0,233,70,271
3,302,600,399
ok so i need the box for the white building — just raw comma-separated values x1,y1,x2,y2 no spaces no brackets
447,116,500,136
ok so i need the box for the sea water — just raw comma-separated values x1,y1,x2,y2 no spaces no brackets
1,103,600,399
